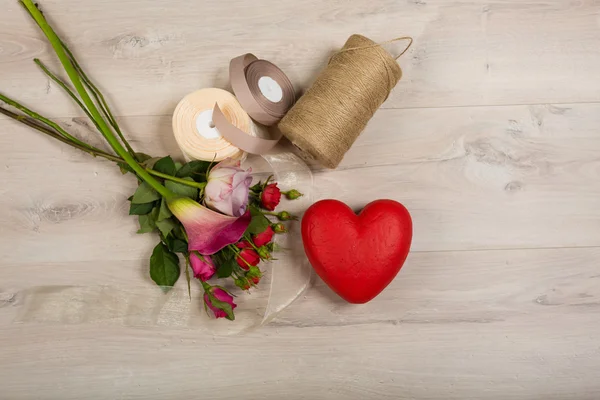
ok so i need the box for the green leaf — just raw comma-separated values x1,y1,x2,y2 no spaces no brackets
157,198,173,221
172,239,188,253
132,182,161,204
119,163,134,175
165,178,198,199
142,157,162,169
173,225,187,241
162,235,188,253
217,258,236,278
149,243,180,289
153,156,177,176
138,213,156,233
156,218,177,237
176,160,210,179
174,162,183,172
135,152,153,163
138,206,159,233
129,201,155,215
250,181,263,192
247,210,270,235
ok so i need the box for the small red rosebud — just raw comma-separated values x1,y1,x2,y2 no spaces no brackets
261,183,281,211
247,266,262,285
257,246,271,259
236,240,251,249
276,211,297,221
236,249,260,270
283,189,303,200
234,278,251,291
272,223,287,233
253,225,274,247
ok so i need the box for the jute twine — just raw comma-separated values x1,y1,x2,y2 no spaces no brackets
278,34,412,169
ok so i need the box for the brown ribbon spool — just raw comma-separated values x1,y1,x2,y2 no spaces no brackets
213,54,295,154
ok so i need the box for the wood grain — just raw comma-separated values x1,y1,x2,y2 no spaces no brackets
1,0,600,118
2,0,600,398
2,247,600,399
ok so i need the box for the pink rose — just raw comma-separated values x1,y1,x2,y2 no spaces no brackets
203,287,237,320
190,252,216,281
204,159,252,217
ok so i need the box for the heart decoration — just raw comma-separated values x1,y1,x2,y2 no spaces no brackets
301,199,412,303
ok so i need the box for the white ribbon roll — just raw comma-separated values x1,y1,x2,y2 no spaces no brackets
172,88,256,162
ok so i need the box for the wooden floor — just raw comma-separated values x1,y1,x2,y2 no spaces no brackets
2,0,600,398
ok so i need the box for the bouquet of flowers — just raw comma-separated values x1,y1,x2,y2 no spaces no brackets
0,0,303,321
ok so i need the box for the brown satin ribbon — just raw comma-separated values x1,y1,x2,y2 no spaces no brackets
212,104,282,154
214,54,295,154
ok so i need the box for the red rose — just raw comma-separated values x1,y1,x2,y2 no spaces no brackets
261,183,281,211
250,276,261,285
236,249,260,270
253,225,274,247
236,240,251,249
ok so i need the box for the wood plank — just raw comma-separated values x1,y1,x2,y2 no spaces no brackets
1,247,600,399
1,0,600,119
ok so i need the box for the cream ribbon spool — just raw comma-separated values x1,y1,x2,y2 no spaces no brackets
172,88,253,162
172,54,295,161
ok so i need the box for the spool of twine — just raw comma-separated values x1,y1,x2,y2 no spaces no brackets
278,34,411,169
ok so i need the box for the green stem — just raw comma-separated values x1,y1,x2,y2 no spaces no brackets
146,169,207,189
2,105,210,188
59,39,138,160
19,0,172,199
228,244,241,254
0,105,123,163
243,234,261,252
33,58,102,133
0,92,98,152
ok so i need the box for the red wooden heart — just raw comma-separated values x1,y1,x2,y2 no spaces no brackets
301,199,412,303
